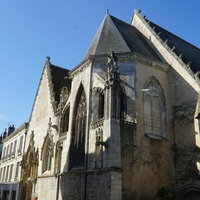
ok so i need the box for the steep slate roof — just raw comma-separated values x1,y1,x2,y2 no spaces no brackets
83,14,161,61
146,19,200,73
49,64,71,104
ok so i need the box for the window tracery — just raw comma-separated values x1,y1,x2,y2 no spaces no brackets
41,120,54,173
69,84,87,170
143,77,167,139
93,87,105,121
61,106,70,133
41,134,54,173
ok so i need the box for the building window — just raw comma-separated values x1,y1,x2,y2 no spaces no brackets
3,167,6,182
10,143,13,155
9,164,13,181
62,106,70,133
14,140,17,153
119,84,126,120
18,136,23,155
6,165,9,182
143,77,167,139
69,84,87,170
98,91,104,119
41,134,54,173
6,145,9,158
0,168,2,181
93,87,105,121
2,146,6,161
15,162,20,179
111,83,126,119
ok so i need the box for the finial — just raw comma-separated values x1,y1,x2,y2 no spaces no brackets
46,56,50,63
186,61,191,68
171,46,175,52
106,9,109,15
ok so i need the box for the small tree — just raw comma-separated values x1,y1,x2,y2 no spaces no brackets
155,187,173,200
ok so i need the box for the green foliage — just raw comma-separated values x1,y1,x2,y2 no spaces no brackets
155,187,173,200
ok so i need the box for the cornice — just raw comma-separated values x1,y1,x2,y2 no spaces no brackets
69,59,92,78
88,52,169,72
2,123,28,143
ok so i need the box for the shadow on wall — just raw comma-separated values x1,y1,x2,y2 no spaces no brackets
174,129,200,199
59,137,112,200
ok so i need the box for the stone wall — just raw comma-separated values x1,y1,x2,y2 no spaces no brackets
36,176,57,199
60,170,121,200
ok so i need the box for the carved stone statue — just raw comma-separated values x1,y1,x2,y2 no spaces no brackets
107,51,118,67
106,51,120,88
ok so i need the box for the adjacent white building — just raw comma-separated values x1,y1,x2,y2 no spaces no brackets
0,123,28,200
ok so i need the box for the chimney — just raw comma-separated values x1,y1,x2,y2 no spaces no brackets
3,129,7,139
8,125,15,136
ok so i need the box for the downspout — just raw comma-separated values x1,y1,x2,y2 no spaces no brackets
84,61,93,200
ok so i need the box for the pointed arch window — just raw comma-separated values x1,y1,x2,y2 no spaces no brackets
110,82,127,119
98,91,104,119
143,77,167,139
93,87,105,121
69,85,87,170
41,134,54,173
119,84,126,120
62,106,70,133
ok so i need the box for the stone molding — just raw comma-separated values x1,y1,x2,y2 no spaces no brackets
91,118,104,129
69,51,169,80
69,59,92,78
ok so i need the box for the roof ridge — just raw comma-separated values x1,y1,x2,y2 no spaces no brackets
147,19,200,51
133,11,200,85
83,14,109,60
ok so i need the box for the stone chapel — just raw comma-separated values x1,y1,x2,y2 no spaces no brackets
18,9,200,200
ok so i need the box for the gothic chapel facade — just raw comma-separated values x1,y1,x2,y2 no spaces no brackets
18,10,200,200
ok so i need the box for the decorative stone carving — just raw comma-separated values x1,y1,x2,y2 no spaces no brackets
105,51,120,88
96,128,107,147
19,131,39,200
91,118,104,129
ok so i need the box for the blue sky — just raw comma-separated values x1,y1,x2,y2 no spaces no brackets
0,0,200,133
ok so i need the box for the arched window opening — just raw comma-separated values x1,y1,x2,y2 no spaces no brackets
41,134,54,173
143,77,167,139
93,87,105,120
69,84,87,170
62,106,70,133
112,83,126,120
98,92,104,119
120,84,126,120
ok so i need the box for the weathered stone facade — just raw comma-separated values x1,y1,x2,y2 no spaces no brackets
2,9,200,200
